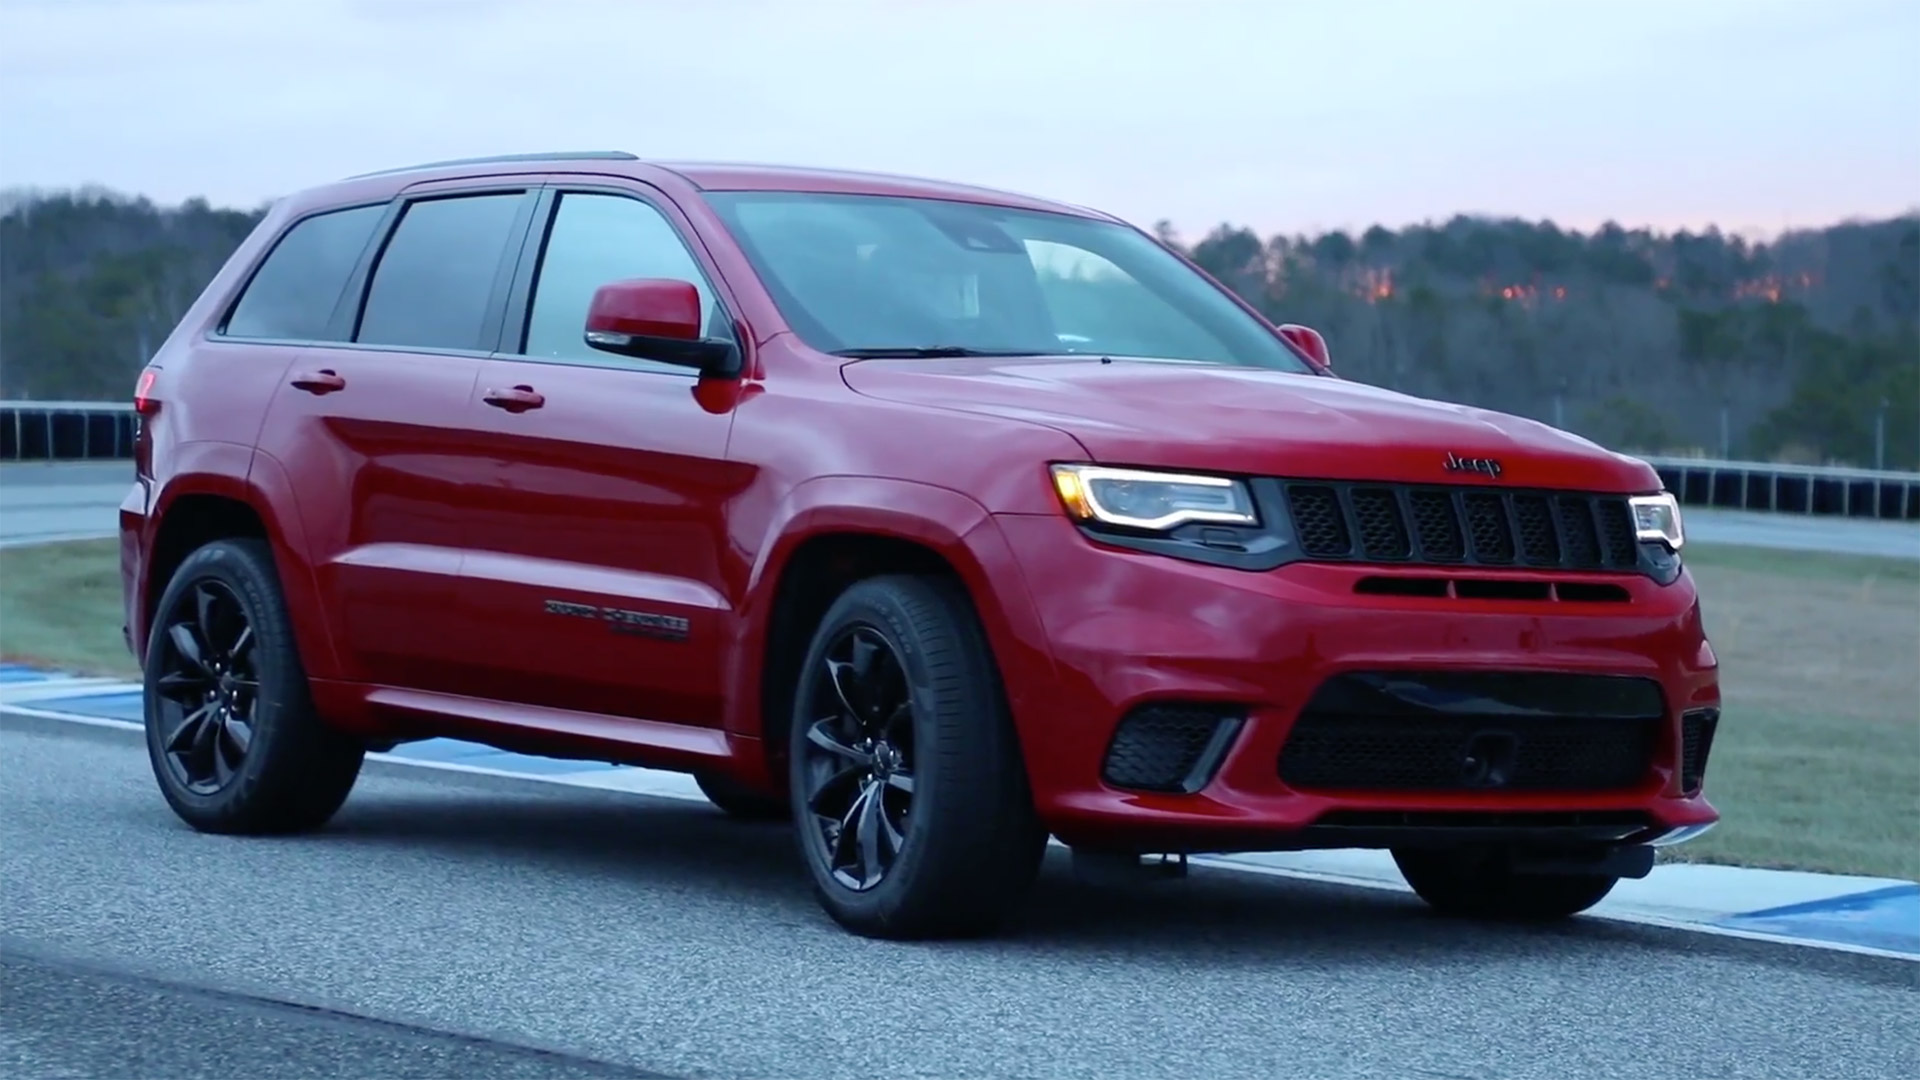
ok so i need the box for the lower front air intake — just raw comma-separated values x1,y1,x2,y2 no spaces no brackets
1101,703,1245,794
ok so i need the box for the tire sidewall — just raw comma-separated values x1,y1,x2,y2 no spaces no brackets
142,540,296,820
788,583,948,921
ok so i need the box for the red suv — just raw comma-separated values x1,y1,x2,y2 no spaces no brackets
119,151,1719,939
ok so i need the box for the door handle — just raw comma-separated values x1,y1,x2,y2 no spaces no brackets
483,384,545,412
290,369,346,394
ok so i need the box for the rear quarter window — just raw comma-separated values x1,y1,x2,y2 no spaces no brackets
223,203,386,341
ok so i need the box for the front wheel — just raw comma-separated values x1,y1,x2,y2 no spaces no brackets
789,574,1047,940
1392,847,1619,921
142,538,364,835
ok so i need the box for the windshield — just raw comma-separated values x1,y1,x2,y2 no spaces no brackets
702,190,1314,373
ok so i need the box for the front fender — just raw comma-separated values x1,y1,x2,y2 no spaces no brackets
721,475,1061,765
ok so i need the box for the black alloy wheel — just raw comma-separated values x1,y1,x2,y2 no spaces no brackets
142,538,364,835
798,624,918,891
151,578,258,795
788,574,1047,940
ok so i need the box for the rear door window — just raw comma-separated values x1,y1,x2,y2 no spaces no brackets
355,192,528,352
224,203,386,341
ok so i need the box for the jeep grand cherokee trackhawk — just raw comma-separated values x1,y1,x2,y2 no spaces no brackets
119,151,1719,939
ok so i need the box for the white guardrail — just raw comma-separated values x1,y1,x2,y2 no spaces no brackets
2,399,1915,522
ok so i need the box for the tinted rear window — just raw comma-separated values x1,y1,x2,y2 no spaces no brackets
355,192,526,351
224,203,385,341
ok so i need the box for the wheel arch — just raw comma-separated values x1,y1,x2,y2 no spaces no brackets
137,449,337,679
726,477,1058,794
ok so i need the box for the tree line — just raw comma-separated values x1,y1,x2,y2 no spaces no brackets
1163,212,1917,470
2,187,1914,469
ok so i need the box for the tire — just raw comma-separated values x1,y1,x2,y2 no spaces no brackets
788,573,1047,939
142,537,364,835
1392,847,1619,921
695,771,789,821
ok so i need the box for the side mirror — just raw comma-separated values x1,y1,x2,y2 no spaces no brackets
1275,323,1331,369
585,278,739,377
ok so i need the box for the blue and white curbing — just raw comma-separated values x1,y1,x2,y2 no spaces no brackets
5,661,1914,960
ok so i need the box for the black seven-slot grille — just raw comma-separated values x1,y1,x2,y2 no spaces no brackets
1283,482,1640,571
1278,671,1664,794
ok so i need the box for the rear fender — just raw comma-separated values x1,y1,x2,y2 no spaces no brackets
244,448,339,679
135,441,253,656
134,443,338,681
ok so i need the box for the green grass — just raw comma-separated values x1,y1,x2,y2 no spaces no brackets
1667,706,1919,882
1680,540,1920,586
1667,541,1920,881
0,538,134,677
3,535,1916,880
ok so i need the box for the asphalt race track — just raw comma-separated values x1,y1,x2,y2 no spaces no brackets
0,462,134,548
3,711,1916,1080
3,461,1918,1078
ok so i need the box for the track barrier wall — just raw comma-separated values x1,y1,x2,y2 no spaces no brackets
2,401,138,463
4,400,1916,521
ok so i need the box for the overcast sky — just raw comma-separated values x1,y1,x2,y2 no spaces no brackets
2,0,1914,239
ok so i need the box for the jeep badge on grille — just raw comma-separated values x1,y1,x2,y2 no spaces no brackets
1442,452,1504,479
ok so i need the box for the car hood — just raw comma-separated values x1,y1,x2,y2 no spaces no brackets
840,356,1660,491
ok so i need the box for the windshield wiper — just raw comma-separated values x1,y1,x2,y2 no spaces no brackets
829,346,1048,358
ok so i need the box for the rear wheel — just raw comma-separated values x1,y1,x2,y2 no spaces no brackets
789,574,1046,939
695,771,789,821
1392,847,1618,921
142,538,364,834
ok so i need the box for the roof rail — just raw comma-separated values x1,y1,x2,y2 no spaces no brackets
343,150,640,180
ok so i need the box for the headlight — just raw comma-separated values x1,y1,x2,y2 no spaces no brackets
1050,464,1257,531
1629,492,1685,550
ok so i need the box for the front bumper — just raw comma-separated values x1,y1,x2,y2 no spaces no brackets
990,512,1721,855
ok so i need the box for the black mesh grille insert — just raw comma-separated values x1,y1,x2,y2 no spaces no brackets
1280,482,1643,572
1102,704,1244,794
1462,493,1515,563
1513,495,1561,563
1280,714,1655,791
1596,499,1639,565
1555,496,1602,565
1286,486,1351,557
1679,708,1720,794
1350,488,1411,559
1408,491,1465,560
1278,672,1664,794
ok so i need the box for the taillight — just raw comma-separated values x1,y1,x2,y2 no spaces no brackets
133,368,160,415
133,367,160,478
